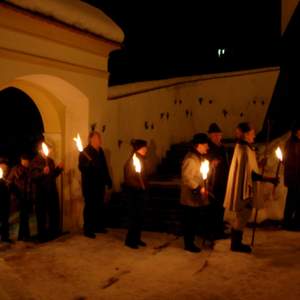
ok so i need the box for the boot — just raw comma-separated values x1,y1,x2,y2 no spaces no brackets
231,229,252,253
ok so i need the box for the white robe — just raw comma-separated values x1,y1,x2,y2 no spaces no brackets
224,143,263,212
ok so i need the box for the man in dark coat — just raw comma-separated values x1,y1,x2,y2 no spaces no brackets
8,154,32,241
283,122,300,230
79,131,112,239
30,143,63,242
207,123,229,239
0,158,11,243
124,139,148,249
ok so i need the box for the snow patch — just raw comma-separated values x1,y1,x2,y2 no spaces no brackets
6,0,124,43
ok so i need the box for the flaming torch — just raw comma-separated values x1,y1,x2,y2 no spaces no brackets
73,133,91,160
132,153,145,190
0,167,3,180
41,142,49,166
273,146,283,194
200,159,210,199
275,147,283,177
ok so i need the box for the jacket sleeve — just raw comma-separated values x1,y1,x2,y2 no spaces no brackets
53,166,63,178
182,157,203,190
30,160,45,181
100,149,112,187
47,158,63,178
78,151,91,173
6,168,16,192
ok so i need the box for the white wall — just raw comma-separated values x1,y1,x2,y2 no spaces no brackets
106,68,279,190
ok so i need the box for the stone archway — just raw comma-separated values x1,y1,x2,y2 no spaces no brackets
0,87,44,164
0,74,89,230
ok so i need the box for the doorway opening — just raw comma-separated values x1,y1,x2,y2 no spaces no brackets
0,87,44,165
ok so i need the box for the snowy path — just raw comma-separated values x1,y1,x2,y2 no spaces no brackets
0,228,300,300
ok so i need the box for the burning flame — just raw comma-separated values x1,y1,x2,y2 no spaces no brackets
275,147,283,162
133,153,142,173
41,142,49,157
73,133,83,152
200,159,210,180
0,167,3,179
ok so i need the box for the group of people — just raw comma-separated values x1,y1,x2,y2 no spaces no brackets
1,122,300,254
181,121,300,253
116,121,299,253
0,141,63,243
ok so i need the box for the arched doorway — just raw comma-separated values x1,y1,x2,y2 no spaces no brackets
0,87,44,165
0,74,89,231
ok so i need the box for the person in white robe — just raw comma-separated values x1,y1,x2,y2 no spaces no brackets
224,122,278,253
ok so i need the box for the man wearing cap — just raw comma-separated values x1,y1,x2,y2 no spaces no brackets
0,157,11,243
224,122,278,253
8,154,32,241
123,139,148,249
207,123,229,239
79,131,112,239
283,121,300,230
180,133,211,253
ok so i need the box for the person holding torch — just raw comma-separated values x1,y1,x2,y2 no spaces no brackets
30,140,63,242
124,139,148,249
78,131,112,239
224,122,279,253
180,133,211,253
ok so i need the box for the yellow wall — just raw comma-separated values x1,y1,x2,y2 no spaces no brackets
282,0,300,34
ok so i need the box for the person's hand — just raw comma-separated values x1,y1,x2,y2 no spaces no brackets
200,187,208,196
57,162,64,169
43,166,50,174
211,159,220,168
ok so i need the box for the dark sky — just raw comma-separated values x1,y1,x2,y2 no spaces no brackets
84,0,281,86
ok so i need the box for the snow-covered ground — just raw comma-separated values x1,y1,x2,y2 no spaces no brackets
0,228,299,300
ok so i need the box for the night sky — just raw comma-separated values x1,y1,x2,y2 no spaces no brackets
84,0,281,86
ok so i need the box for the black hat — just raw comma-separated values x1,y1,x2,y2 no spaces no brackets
192,133,209,145
131,139,147,151
0,157,9,165
237,122,252,133
208,123,222,133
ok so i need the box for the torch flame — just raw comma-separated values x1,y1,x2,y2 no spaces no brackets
133,153,142,173
275,147,283,162
73,133,83,152
0,167,3,179
200,159,210,180
41,142,49,157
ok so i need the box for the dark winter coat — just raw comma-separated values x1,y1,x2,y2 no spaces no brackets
79,145,112,199
284,136,300,187
29,155,62,201
8,165,31,200
207,141,229,202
